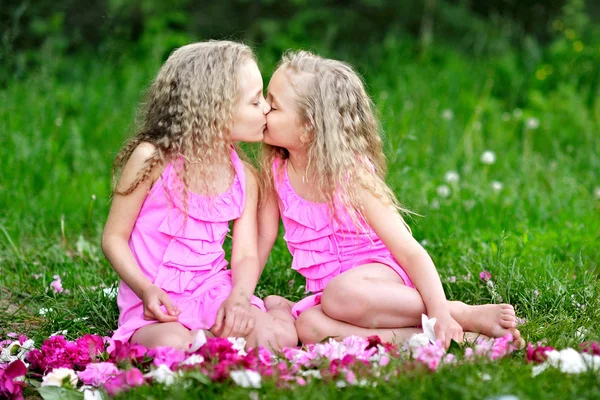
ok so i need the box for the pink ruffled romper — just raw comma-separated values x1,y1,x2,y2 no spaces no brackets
112,148,266,344
272,158,415,318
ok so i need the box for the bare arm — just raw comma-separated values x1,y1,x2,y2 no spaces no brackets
229,166,262,300
257,186,280,271
359,188,450,316
101,142,178,321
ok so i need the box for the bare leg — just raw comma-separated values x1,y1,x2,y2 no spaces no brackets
321,263,520,340
295,305,422,344
131,322,209,351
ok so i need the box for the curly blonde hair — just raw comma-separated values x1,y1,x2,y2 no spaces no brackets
112,40,256,207
261,50,411,230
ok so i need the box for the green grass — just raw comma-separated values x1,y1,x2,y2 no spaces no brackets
1,36,599,398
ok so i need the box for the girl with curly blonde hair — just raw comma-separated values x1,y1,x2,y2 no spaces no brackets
102,41,297,351
259,50,521,348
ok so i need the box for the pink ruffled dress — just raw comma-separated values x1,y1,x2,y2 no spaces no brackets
112,148,266,344
272,158,415,318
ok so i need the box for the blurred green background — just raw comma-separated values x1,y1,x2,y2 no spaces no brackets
1,0,599,352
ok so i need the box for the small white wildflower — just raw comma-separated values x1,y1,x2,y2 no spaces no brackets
300,369,322,379
441,109,454,120
491,181,503,192
430,199,440,210
526,117,540,130
42,367,79,387
230,369,262,388
575,327,588,341
39,307,53,316
91,194,97,201
513,108,523,118
480,373,492,381
594,187,600,199
420,239,429,247
73,317,90,323
487,280,495,288
463,200,476,211
444,170,460,184
102,287,118,299
50,330,68,337
481,151,496,165
436,185,451,198
501,112,511,121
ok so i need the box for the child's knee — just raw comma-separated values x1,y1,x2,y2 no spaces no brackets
321,281,368,323
295,310,324,344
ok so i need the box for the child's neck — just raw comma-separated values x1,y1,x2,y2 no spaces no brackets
287,150,309,175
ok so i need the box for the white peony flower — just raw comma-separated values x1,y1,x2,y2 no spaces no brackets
42,367,79,387
421,314,437,343
481,151,496,165
83,388,105,400
407,334,431,356
181,354,205,366
436,185,451,198
189,330,207,352
444,171,460,184
228,337,247,356
230,369,262,388
145,364,177,385
532,348,600,376
0,341,20,363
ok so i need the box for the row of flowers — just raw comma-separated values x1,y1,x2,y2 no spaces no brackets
1,319,599,400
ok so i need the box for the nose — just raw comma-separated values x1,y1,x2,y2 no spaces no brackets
263,100,271,114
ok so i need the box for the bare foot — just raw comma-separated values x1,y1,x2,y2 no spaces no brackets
264,295,296,312
452,302,521,341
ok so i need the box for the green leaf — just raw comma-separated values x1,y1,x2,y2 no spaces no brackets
447,339,462,354
38,386,83,400
185,371,211,385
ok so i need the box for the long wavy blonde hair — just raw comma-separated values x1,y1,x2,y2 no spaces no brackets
112,40,255,208
261,50,411,230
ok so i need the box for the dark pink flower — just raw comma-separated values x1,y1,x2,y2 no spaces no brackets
580,342,600,356
479,271,492,282
0,359,27,400
526,343,555,363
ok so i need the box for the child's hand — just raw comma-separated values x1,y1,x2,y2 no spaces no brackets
212,293,255,338
141,284,181,322
432,312,463,349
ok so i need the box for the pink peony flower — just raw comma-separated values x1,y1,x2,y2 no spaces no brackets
526,343,555,363
77,362,119,386
479,271,492,282
50,275,64,293
103,368,145,396
414,340,446,371
0,360,27,400
148,347,185,369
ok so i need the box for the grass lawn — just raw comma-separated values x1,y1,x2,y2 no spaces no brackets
1,37,599,398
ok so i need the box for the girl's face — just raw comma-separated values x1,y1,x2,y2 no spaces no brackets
230,60,271,142
264,68,306,151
